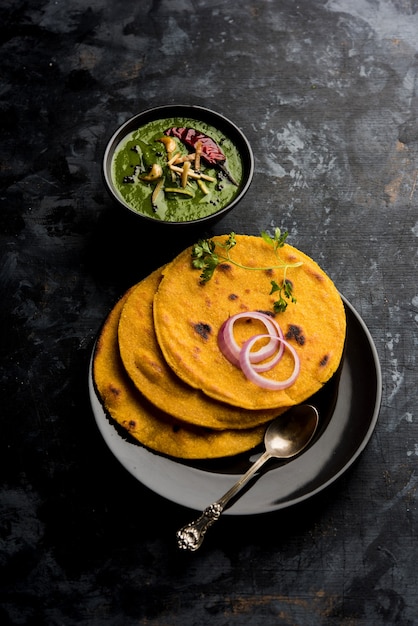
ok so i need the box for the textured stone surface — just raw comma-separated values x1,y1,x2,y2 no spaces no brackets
1,1,417,624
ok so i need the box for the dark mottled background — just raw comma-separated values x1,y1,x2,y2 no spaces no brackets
1,1,417,624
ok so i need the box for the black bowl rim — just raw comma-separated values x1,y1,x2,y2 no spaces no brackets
102,104,254,226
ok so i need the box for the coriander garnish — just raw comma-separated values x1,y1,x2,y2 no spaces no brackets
191,228,302,312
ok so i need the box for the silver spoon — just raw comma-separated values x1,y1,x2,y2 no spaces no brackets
176,404,319,551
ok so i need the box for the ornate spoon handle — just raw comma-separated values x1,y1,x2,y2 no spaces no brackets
176,451,271,551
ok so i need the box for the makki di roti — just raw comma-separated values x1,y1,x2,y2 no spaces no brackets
153,234,346,411
117,267,285,430
92,231,346,460
92,289,266,459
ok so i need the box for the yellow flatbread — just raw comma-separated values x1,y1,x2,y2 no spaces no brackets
117,267,285,430
153,234,346,410
92,290,266,459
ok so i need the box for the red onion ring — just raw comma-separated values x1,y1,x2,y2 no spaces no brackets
239,334,300,390
217,311,284,367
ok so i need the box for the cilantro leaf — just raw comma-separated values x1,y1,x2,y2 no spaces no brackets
191,230,302,311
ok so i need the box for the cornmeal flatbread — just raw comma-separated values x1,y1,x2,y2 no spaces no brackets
92,290,266,459
153,234,346,410
117,267,285,430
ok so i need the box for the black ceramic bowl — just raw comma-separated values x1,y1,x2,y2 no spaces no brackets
102,105,254,228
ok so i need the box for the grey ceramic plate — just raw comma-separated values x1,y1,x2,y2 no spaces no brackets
89,295,382,514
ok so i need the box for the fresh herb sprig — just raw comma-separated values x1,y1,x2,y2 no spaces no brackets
191,228,302,312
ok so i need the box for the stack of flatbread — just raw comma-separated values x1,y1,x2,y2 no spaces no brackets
92,234,346,459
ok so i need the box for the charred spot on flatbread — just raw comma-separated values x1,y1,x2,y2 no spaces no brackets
286,324,305,346
320,354,330,367
108,383,122,398
193,322,212,340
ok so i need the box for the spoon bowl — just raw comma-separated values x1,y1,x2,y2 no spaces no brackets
177,404,319,551
264,404,319,458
